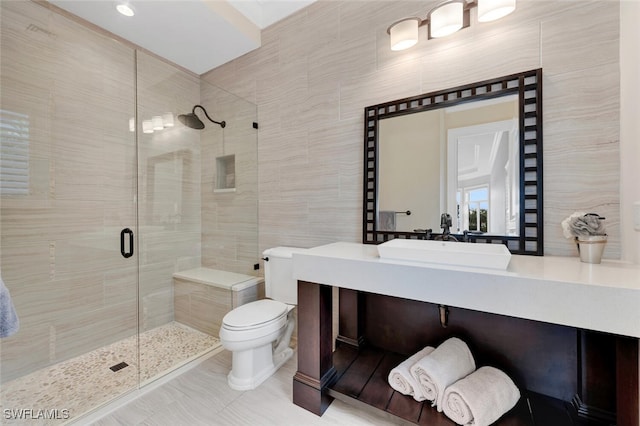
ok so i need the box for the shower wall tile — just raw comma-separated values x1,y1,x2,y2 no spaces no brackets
139,231,201,267
138,259,172,290
141,288,174,331
1,204,98,244
203,0,621,259
0,243,50,289
104,266,139,307
200,82,259,274
201,230,257,276
34,273,104,318
53,297,138,362
136,51,202,331
0,320,51,382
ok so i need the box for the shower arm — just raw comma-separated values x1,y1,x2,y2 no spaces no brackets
193,105,226,128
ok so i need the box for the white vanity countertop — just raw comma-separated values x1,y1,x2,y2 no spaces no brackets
293,242,640,338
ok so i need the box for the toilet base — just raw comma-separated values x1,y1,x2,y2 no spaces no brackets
227,345,294,391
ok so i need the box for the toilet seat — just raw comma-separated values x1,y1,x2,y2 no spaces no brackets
222,299,288,331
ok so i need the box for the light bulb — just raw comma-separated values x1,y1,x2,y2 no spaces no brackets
430,2,464,38
142,120,154,134
152,116,164,130
162,113,174,127
478,0,516,22
388,18,420,51
116,3,135,17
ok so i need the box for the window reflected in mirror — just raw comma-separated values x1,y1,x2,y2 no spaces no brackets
378,95,518,236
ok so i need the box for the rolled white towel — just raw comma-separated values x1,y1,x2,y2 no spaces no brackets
409,337,475,411
442,366,521,426
387,346,435,401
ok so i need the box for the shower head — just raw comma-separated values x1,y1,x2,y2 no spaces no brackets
177,112,205,129
177,105,226,129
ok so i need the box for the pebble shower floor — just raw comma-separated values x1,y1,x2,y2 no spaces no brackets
1,322,220,425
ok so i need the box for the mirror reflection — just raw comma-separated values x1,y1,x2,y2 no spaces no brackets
147,150,188,225
378,95,518,236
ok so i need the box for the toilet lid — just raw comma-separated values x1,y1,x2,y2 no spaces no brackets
223,299,288,330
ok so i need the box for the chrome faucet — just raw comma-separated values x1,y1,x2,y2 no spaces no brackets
440,213,452,236
436,213,458,241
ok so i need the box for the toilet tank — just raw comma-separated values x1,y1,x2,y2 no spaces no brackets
263,247,307,305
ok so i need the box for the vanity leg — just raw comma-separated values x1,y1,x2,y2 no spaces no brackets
616,336,639,426
573,330,616,423
293,280,336,416
336,288,365,348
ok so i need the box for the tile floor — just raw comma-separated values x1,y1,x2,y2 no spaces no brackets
89,350,408,426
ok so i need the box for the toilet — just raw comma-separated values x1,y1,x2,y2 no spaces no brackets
219,246,307,390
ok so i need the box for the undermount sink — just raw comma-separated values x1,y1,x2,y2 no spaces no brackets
377,239,512,270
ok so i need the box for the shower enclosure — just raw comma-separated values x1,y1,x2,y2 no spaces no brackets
0,1,258,423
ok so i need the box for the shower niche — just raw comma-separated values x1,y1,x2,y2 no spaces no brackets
215,154,236,192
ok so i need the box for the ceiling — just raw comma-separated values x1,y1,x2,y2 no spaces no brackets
48,0,316,75
457,133,502,180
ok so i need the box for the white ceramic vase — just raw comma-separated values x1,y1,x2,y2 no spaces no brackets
575,235,607,264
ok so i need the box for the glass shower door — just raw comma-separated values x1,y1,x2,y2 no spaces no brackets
0,1,139,422
134,54,259,384
135,51,213,383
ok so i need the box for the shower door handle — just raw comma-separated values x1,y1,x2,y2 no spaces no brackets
120,228,134,259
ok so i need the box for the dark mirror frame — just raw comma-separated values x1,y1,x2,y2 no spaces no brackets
362,69,543,255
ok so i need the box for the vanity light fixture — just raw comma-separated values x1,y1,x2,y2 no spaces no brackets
387,0,516,50
152,115,164,131
429,0,465,38
388,18,421,51
142,120,153,134
131,113,175,133
162,112,174,128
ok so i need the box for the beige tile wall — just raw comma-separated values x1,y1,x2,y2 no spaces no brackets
202,0,621,259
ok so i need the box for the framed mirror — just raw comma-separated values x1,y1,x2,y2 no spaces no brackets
363,69,543,255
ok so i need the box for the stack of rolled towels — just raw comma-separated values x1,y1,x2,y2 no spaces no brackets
387,337,520,426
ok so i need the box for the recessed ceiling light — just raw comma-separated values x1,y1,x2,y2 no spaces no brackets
116,2,135,17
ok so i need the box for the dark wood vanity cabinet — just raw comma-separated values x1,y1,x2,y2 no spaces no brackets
293,283,640,426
